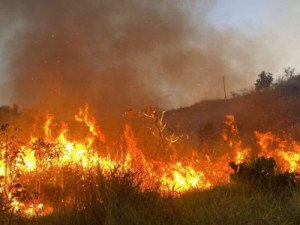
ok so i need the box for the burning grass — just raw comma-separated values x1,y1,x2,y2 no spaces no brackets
3,175,300,225
1,104,300,223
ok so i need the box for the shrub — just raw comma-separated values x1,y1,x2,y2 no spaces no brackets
255,71,273,91
229,157,297,192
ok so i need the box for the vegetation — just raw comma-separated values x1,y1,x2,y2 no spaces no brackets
2,169,300,225
255,71,274,91
229,157,298,192
2,68,300,224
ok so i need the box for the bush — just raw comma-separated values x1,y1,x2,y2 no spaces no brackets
276,74,300,96
229,157,297,192
255,71,273,91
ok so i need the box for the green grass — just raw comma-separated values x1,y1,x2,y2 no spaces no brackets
2,173,300,225
175,185,296,225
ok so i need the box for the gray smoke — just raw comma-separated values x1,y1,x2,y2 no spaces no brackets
0,0,269,119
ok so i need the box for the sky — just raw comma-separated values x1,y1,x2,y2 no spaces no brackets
206,0,268,29
0,0,299,117
206,0,300,71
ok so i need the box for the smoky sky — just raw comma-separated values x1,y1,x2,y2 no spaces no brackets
0,0,272,118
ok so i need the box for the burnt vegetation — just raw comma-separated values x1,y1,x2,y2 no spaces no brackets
1,69,300,224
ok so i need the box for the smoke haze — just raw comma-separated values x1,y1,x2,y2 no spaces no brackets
0,0,294,119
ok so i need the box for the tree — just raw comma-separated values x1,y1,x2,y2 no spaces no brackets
29,138,59,195
0,124,23,189
255,71,273,91
283,67,296,80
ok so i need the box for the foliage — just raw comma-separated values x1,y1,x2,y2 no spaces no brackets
0,124,24,191
229,157,297,192
30,138,62,167
18,173,300,225
283,67,296,80
276,73,300,96
277,67,298,83
0,190,26,225
255,71,273,91
42,170,176,225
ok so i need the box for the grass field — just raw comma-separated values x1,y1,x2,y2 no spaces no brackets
2,172,300,225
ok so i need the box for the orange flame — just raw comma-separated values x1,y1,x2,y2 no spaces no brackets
1,109,300,216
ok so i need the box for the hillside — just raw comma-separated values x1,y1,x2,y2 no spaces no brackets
0,74,300,153
165,75,300,149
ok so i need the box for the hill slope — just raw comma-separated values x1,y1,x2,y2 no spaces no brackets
165,75,300,148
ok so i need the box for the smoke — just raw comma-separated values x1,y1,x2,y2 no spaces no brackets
0,0,266,119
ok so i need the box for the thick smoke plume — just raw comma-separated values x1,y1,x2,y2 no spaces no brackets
1,0,259,119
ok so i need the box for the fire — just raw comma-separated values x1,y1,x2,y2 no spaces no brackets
75,104,106,143
159,162,211,192
222,114,250,164
23,146,36,171
255,131,300,172
0,108,300,217
44,113,54,140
